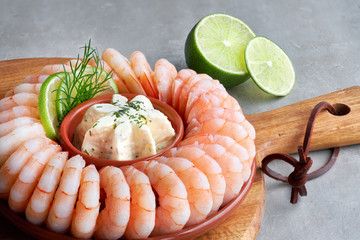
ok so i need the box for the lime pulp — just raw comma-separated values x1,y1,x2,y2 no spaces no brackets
245,36,295,96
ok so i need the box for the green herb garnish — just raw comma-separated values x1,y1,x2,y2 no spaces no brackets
54,40,114,124
111,100,148,127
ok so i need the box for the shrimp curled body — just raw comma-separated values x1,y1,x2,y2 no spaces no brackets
121,165,156,239
71,164,100,239
132,160,190,235
25,151,68,225
95,166,130,240
46,155,85,233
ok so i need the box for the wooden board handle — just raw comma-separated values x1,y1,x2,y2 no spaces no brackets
246,86,360,163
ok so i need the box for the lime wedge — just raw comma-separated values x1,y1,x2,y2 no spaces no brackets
56,67,118,123
245,36,295,96
38,73,65,140
185,13,256,87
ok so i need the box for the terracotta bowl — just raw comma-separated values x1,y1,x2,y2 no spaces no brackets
59,94,184,168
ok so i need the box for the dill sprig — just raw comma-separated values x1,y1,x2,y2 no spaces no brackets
54,40,113,124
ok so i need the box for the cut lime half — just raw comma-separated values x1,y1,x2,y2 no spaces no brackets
245,36,295,96
38,73,65,140
185,13,256,87
56,67,119,123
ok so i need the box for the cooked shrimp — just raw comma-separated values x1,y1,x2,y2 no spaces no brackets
186,89,241,123
46,155,85,233
164,146,225,215
94,166,130,239
171,69,196,111
4,83,42,97
0,93,38,112
8,143,61,212
241,119,256,140
0,117,40,137
179,134,254,181
187,106,255,140
186,106,245,125
25,152,68,225
178,74,212,117
102,48,146,94
156,156,212,226
0,137,54,199
39,64,71,75
235,137,256,180
0,106,39,124
130,51,157,97
121,165,156,239
238,136,256,160
186,113,255,144
23,75,49,84
71,164,100,239
184,79,226,119
188,142,243,205
185,117,256,166
132,160,190,235
0,123,45,166
185,118,248,144
183,135,256,180
65,59,83,66
88,58,130,93
152,58,177,104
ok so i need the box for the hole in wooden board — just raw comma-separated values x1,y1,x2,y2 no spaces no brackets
333,103,351,116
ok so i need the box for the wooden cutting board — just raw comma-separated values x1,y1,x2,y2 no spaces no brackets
0,58,359,240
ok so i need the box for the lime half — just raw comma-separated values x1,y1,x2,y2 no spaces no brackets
245,36,295,96
185,13,256,87
38,73,65,140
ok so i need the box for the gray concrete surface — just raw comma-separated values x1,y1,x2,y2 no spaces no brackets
0,0,359,239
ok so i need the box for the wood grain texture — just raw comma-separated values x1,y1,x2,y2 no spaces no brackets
246,86,360,166
0,58,266,240
0,58,69,98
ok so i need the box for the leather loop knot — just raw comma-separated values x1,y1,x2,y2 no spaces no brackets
288,159,312,188
261,102,341,204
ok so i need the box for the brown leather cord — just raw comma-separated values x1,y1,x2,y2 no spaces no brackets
261,102,341,204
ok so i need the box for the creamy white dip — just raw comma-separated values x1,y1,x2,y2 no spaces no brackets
73,94,176,160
